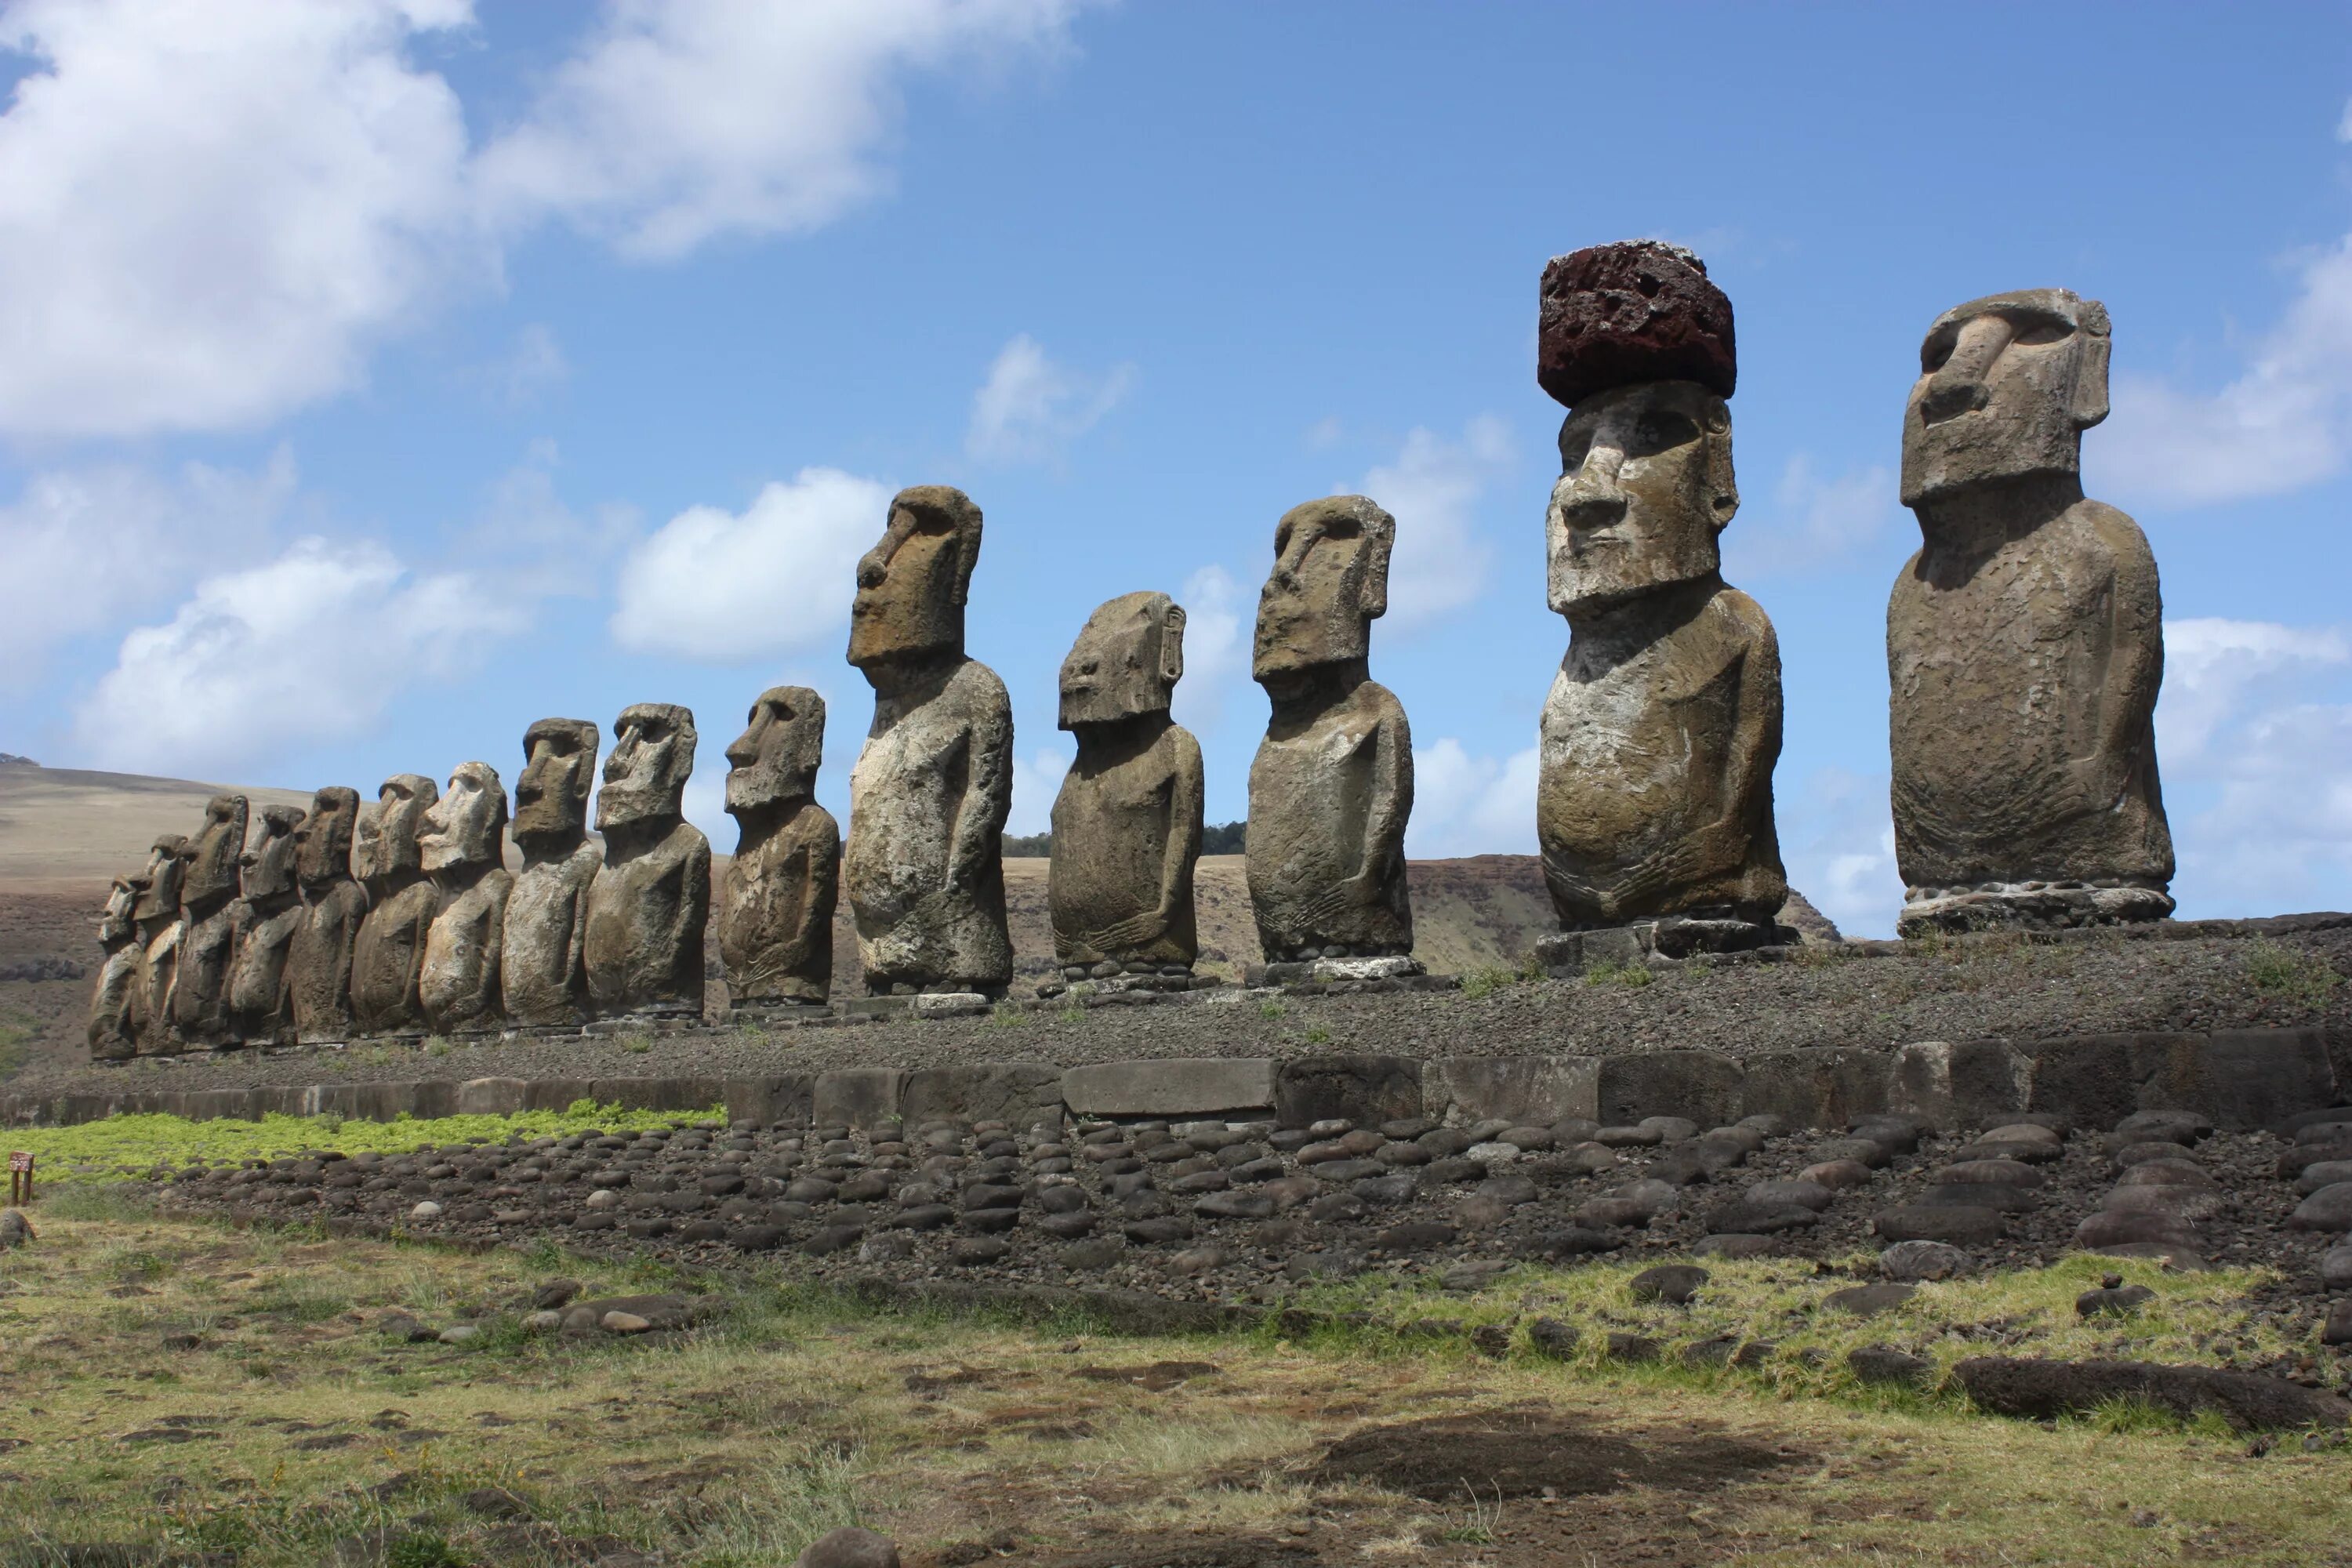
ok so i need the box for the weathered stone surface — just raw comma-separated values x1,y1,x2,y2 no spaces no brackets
287,788,367,1044
1741,1048,1891,1127
1537,298,1783,933
901,1062,1062,1128
226,804,304,1046
844,486,1014,996
585,704,710,1020
1891,289,2172,936
1953,1357,2348,1432
170,793,248,1045
350,775,440,1036
796,1526,901,1568
1247,495,1413,962
1595,1050,1744,1128
812,1068,907,1129
719,686,838,1009
1050,592,1202,971
503,718,601,1027
418,762,510,1033
129,833,191,1054
1276,1054,1422,1130
1537,239,1735,407
1425,1056,1599,1127
1062,1058,1276,1119
86,873,142,1060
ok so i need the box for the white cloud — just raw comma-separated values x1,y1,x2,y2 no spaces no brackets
1007,746,1069,837
476,323,570,408
0,448,297,676
964,334,1135,464
1350,416,1513,630
2158,616,2352,761
0,0,1090,439
1406,739,1537,859
470,440,639,597
1169,563,1249,731
609,467,889,662
1723,453,1897,577
2095,237,2352,508
1778,766,1900,940
71,536,521,779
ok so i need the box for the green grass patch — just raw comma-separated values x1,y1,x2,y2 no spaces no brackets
2244,939,2343,1007
1582,959,1655,988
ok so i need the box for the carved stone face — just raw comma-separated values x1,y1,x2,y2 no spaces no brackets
1062,592,1185,728
296,787,358,890
132,836,188,922
1548,380,1737,616
420,762,507,873
599,703,696,829
725,687,825,815
180,794,250,908
100,876,137,946
240,805,305,901
365,775,438,884
848,486,981,670
1253,495,1394,681
514,718,599,845
1900,288,2111,508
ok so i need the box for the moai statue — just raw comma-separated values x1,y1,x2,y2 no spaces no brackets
350,774,441,1036
503,719,601,1027
418,762,512,1033
1246,495,1415,977
583,704,710,1020
130,834,191,1054
169,793,249,1046
720,688,839,1014
1047,592,1203,993
86,874,142,1061
287,787,367,1044
1889,288,2172,935
1530,240,1788,969
227,804,305,1045
842,485,1014,998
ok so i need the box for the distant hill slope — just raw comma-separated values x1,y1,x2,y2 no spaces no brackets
0,761,312,887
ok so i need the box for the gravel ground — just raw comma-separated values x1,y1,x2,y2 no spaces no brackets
24,924,2352,1097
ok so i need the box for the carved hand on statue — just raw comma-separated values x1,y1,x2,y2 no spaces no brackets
2061,752,2131,815
1090,909,1169,955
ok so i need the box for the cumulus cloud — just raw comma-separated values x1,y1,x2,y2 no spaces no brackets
1723,453,1898,577
1777,767,1901,941
0,0,1090,438
71,536,521,778
1007,746,1069,837
1168,563,1250,732
1406,739,1537,859
470,440,638,597
475,323,571,408
964,334,1135,464
609,467,889,662
0,448,297,675
1350,417,1513,630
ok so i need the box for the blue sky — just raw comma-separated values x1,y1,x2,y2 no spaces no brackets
3,0,2350,938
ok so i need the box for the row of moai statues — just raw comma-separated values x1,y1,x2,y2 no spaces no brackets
88,239,2175,1054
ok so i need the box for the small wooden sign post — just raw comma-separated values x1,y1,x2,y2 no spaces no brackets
6,1150,31,1206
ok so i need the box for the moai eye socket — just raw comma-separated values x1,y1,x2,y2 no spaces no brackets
1921,328,1958,374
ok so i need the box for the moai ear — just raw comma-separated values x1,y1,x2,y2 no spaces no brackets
1704,399,1740,530
2072,299,2111,430
1356,503,1395,622
1160,603,1187,687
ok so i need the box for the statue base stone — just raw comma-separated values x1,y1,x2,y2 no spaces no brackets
1259,953,1424,987
1535,917,1789,977
1035,964,1211,1000
728,998,832,1027
1897,883,2174,941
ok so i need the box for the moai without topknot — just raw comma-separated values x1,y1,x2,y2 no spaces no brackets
502,718,601,1027
350,774,441,1036
130,833,190,1054
720,687,840,1014
1889,289,2172,936
583,704,710,1021
1047,592,1203,993
170,793,249,1047
842,485,1014,999
1246,495,1416,978
1530,240,1788,974
419,761,511,1033
286,786,366,1044
86,874,141,1061
227,804,305,1045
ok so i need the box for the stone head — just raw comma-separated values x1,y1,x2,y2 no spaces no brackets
848,485,982,670
420,761,507,873
132,835,189,922
598,703,696,830
1253,495,1394,682
362,774,438,887
240,804,305,902
1547,379,1737,617
725,687,825,815
1061,592,1185,728
514,717,599,846
181,793,250,908
295,787,359,890
1900,288,2111,508
100,875,138,946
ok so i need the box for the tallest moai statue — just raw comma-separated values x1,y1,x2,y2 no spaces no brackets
1889,289,2172,937
1531,240,1787,967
